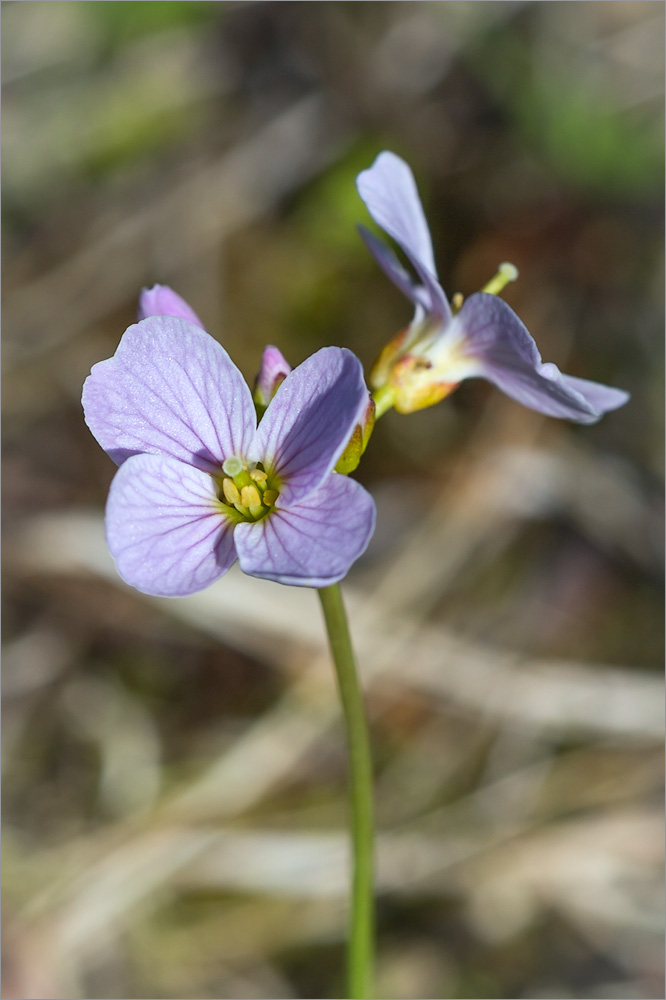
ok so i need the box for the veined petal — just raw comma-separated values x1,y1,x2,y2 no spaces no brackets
557,374,630,414
357,151,437,276
458,294,541,367
105,454,237,597
82,316,256,471
234,475,376,587
357,151,451,321
458,293,628,424
138,285,205,329
253,348,369,506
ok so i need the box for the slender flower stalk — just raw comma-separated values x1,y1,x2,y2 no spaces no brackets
371,383,396,419
83,289,379,999
318,584,374,1000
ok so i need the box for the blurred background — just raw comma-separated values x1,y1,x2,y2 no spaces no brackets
2,3,664,998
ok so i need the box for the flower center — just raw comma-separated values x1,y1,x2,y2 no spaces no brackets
214,456,280,522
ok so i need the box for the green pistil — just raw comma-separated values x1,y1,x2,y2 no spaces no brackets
222,456,243,477
215,458,280,523
481,261,519,296
222,456,254,491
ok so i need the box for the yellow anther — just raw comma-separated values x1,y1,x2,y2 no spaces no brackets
250,469,268,484
451,292,464,312
241,485,262,508
263,490,278,506
222,478,241,505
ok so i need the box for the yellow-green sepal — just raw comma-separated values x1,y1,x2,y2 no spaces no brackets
335,398,376,474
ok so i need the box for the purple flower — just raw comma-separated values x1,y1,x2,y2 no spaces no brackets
357,151,630,420
82,314,375,597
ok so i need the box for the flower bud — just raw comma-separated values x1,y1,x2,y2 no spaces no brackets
138,285,205,329
253,346,292,412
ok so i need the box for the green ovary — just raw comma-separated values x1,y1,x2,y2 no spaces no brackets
214,458,280,522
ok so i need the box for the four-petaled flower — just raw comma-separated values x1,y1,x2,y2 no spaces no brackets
82,301,375,597
357,151,630,420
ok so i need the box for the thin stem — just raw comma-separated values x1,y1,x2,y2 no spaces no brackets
371,383,396,419
318,583,374,999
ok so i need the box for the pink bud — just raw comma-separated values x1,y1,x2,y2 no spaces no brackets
254,345,292,408
138,285,205,330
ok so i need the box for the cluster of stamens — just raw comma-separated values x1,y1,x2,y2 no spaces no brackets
216,456,279,522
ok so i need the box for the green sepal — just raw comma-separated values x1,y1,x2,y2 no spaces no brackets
335,398,376,475
253,373,287,423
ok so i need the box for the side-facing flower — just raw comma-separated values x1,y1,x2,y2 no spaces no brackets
357,151,630,421
82,316,375,596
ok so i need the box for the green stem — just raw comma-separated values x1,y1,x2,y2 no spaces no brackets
371,384,396,419
318,583,374,999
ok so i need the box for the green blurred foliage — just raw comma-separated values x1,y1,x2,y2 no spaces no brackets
469,14,664,196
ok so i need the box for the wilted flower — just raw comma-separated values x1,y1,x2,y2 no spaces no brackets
82,312,375,596
357,151,630,420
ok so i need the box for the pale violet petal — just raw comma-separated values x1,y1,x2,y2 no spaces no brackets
558,374,630,414
357,151,450,321
82,316,256,471
138,285,205,329
253,348,369,506
457,293,621,424
358,226,431,312
234,475,376,587
357,151,437,276
105,454,237,597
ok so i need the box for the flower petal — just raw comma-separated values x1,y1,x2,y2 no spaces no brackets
234,475,376,587
357,151,450,320
138,285,205,329
252,347,369,506
557,374,630,414
82,316,256,471
357,151,437,275
105,454,237,597
458,293,628,423
358,225,431,312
